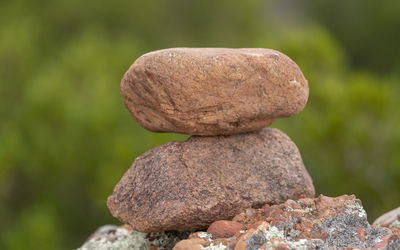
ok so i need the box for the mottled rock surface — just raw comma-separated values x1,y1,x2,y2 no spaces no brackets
121,48,308,135
82,196,400,249
176,195,400,250
78,224,191,250
108,128,315,232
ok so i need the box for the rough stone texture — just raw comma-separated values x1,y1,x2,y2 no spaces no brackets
82,196,400,249
207,220,246,239
373,207,400,227
108,128,315,232
121,48,309,135
178,195,399,250
78,224,191,250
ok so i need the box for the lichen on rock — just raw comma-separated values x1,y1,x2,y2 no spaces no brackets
78,225,191,250
78,227,149,250
390,220,400,229
345,202,367,218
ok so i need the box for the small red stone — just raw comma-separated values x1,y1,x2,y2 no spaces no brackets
207,220,246,239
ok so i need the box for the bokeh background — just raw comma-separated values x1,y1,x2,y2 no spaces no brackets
1,0,400,249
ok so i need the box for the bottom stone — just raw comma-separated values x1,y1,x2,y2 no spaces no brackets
107,128,315,232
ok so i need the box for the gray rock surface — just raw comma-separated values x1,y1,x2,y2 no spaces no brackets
78,224,190,250
121,48,309,135
107,128,315,232
177,195,397,250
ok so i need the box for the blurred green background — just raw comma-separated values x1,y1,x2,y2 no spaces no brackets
1,0,400,249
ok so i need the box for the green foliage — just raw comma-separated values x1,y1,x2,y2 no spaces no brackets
1,1,399,249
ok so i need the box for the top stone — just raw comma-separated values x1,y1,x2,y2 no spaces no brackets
121,48,308,135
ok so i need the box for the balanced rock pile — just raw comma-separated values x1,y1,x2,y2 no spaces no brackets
78,48,400,249
107,48,315,234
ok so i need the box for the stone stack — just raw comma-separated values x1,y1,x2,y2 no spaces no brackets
107,48,315,234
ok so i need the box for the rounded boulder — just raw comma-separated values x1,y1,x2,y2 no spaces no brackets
107,128,315,232
121,48,309,135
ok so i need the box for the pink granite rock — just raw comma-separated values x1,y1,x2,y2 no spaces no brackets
107,128,314,232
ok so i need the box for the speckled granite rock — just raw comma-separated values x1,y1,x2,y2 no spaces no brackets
174,195,400,250
78,224,191,250
121,48,308,135
82,196,400,249
107,128,315,232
